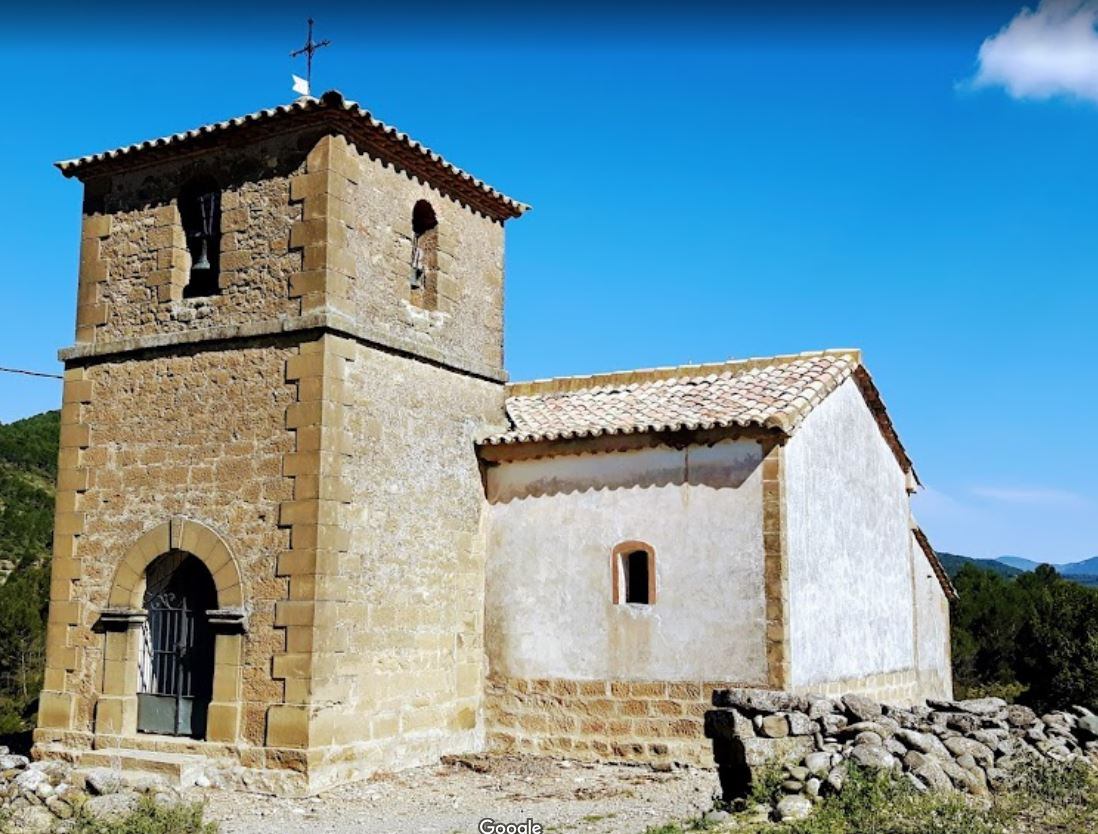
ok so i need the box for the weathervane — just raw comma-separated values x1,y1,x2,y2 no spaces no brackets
290,18,331,97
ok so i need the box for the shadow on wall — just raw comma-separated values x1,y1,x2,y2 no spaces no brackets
485,439,764,503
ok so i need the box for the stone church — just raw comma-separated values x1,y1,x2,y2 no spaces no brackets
34,91,955,793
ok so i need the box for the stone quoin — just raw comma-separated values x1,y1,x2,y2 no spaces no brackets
34,90,955,793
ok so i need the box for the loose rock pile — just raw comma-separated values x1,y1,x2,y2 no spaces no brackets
704,689,1098,822
0,749,185,833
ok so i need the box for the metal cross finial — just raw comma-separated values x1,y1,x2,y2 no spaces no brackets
290,18,331,94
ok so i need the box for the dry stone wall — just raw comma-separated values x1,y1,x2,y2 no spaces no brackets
705,688,1098,821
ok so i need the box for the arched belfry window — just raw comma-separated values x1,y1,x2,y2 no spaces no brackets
179,177,221,298
410,200,439,308
612,541,656,605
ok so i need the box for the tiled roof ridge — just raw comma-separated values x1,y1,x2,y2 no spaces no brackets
912,524,959,601
54,90,529,222
505,348,863,398
487,348,921,488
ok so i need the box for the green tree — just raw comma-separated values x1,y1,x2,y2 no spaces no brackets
950,565,1027,699
1015,565,1098,713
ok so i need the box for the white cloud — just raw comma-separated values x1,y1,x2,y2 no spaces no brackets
974,0,1098,103
969,485,1089,506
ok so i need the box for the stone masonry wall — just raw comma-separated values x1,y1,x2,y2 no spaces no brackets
344,143,506,374
487,676,757,766
36,340,299,752
80,131,313,346
295,342,506,787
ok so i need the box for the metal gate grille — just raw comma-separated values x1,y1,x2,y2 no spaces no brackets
145,589,197,697
137,552,215,737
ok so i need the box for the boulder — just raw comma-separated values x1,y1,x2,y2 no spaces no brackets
955,698,1007,716
0,753,30,770
804,751,832,778
842,694,883,723
83,791,139,820
986,767,1012,792
927,698,961,712
1075,713,1098,741
787,712,818,737
944,736,995,768
935,712,980,734
46,795,74,819
85,768,124,796
885,738,908,757
759,714,790,738
895,729,945,757
850,744,897,771
712,689,808,714
7,804,54,833
776,794,813,821
826,765,846,793
914,760,954,792
854,731,883,747
837,721,892,740
737,736,816,768
820,714,848,736
806,696,835,720
1005,704,1038,728
14,768,49,794
704,708,754,740
787,765,809,782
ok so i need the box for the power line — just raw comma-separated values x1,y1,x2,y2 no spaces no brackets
0,366,63,380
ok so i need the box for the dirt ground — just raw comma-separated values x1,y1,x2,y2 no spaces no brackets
201,756,722,834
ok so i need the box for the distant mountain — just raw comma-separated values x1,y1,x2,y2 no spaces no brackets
997,556,1042,572
938,552,1098,588
938,552,1023,579
1059,556,1098,577
995,554,1098,582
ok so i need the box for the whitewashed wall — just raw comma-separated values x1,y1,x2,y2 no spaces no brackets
912,532,953,699
484,441,768,683
783,378,921,688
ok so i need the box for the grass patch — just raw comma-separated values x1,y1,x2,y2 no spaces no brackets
642,816,717,834
645,758,1098,834
71,798,218,834
746,763,786,809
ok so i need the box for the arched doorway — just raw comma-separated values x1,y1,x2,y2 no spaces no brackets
136,551,216,738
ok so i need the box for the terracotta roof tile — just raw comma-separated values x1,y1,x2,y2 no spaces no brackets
913,526,959,600
485,349,919,484
55,90,529,222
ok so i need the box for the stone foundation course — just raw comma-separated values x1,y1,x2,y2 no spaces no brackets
705,688,1098,821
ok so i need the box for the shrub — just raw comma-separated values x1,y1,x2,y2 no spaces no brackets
72,798,218,834
774,765,1001,834
747,762,786,807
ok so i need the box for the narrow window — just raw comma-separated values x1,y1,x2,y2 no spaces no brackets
179,177,221,298
410,200,439,307
612,542,656,605
624,551,650,604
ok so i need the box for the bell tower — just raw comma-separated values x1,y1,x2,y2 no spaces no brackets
35,91,527,793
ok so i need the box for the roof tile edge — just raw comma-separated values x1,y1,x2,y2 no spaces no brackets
54,90,530,222
504,348,863,398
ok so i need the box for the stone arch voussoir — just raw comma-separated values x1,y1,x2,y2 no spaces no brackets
108,516,244,609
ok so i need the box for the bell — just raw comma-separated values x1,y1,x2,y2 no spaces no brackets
193,238,211,271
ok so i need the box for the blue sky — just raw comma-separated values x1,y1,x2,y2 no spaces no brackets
1,2,1096,563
